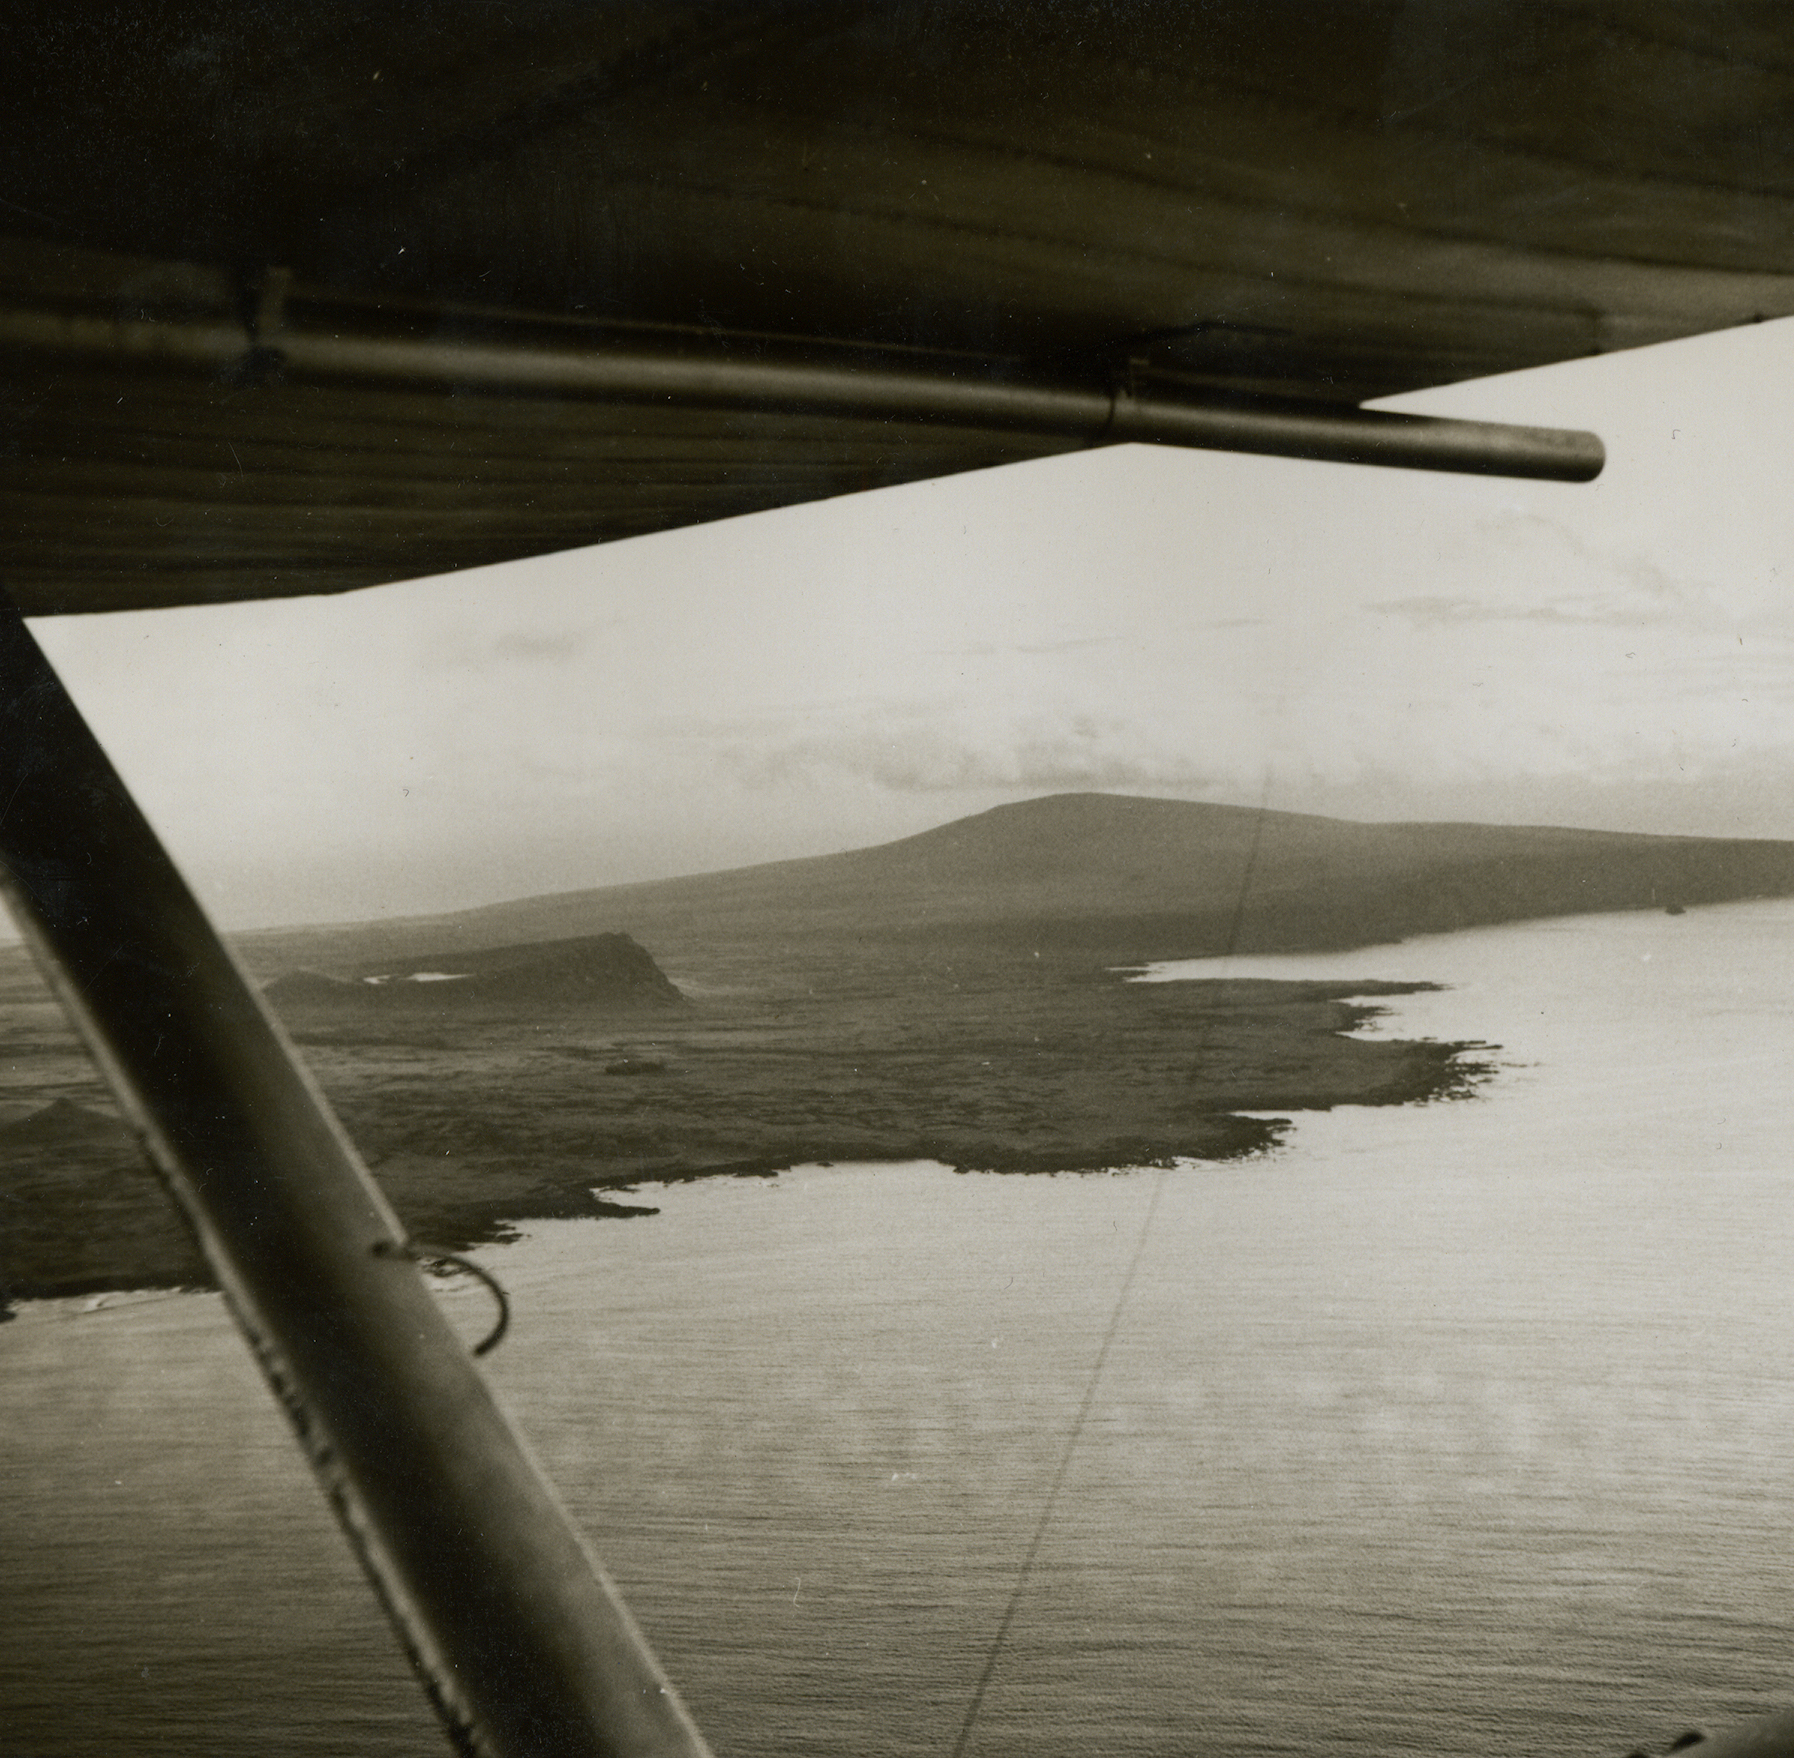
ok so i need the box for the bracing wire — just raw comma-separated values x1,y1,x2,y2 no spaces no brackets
949,769,1275,1757
947,1166,1168,1758
1222,773,1274,963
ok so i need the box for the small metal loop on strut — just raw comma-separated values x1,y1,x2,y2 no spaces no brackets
373,1239,511,1356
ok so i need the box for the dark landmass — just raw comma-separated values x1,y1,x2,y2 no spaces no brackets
11,790,1792,1305
236,792,1794,976
0,1100,207,1299
0,968,1472,1304
264,931,687,1018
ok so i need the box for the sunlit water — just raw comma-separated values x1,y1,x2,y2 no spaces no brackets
6,902,1794,1757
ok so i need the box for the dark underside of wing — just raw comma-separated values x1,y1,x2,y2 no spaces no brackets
4,1,1794,614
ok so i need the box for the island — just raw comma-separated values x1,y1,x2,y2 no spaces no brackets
7,791,1793,1307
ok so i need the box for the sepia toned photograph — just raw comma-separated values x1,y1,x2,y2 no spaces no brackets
4,7,1794,1757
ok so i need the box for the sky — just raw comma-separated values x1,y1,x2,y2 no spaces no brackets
28,314,1794,931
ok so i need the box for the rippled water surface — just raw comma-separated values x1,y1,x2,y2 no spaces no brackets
6,901,1794,1757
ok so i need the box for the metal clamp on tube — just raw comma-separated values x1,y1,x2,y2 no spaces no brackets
0,598,713,1758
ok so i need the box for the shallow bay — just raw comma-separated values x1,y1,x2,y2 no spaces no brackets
5,901,1794,1757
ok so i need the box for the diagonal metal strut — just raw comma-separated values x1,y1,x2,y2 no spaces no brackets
0,598,713,1758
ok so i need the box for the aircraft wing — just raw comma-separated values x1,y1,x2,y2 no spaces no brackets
3,0,1792,615
7,15,1794,1754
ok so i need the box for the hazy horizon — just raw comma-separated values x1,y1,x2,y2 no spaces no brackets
23,314,1794,932
2,783,1776,949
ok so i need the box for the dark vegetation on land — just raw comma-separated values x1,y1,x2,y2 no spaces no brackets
8,792,1792,1305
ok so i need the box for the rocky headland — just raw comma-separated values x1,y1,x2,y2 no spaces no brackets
9,791,1794,1304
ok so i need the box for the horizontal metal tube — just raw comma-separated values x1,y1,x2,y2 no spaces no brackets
0,301,1603,481
0,600,713,1758
1110,391,1605,480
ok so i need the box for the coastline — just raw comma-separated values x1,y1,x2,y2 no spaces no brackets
0,967,1483,1308
11,796,1794,1309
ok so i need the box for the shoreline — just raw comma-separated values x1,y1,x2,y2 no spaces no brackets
1,976,1484,1310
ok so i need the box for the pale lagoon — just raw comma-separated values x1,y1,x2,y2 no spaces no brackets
5,901,1794,1757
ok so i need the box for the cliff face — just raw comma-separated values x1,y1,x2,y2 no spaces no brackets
265,932,687,1016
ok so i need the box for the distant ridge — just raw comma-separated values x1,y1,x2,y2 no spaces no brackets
240,793,1794,972
264,931,687,1014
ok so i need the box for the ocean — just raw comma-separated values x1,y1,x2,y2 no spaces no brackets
5,900,1794,1758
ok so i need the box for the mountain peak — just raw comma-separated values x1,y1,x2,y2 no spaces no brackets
243,792,1794,975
